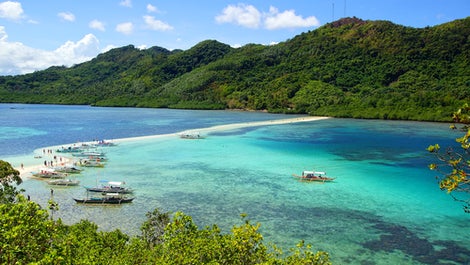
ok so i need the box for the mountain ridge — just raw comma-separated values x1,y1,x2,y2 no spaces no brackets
0,16,469,121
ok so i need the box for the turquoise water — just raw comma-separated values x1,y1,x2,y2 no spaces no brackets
1,104,469,264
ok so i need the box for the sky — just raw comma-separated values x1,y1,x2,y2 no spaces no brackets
0,0,468,76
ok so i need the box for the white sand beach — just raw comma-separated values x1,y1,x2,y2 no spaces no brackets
16,116,329,177
113,116,329,143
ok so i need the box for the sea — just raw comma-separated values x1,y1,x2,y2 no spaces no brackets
1,103,469,265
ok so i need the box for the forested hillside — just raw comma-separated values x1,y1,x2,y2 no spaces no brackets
0,17,469,121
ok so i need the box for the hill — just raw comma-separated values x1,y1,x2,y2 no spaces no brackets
0,17,469,121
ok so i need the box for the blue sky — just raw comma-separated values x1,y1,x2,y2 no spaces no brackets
0,0,468,75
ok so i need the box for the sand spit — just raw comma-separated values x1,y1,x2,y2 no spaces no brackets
16,116,329,177
114,116,329,143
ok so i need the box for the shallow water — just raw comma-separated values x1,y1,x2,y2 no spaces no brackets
1,104,469,264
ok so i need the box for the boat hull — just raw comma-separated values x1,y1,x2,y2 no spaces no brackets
73,197,134,204
292,174,336,182
85,187,133,194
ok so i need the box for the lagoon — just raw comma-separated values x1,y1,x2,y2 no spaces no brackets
1,104,469,264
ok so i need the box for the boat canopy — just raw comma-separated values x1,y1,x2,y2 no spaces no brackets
302,171,326,175
105,193,121,196
108,181,124,186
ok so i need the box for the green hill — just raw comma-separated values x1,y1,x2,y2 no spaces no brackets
1,17,469,121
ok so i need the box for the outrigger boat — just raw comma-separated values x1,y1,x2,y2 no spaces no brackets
85,181,133,194
48,179,80,186
292,170,336,182
72,151,106,157
53,165,83,174
73,193,134,204
32,168,67,179
75,159,105,168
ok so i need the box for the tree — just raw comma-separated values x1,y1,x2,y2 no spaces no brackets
428,103,470,212
0,196,57,264
140,208,170,248
0,160,23,203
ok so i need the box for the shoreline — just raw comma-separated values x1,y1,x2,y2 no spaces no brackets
15,116,329,177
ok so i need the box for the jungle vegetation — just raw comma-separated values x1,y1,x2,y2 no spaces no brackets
0,17,469,121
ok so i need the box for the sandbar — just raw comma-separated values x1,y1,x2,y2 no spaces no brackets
16,115,329,176
113,116,329,143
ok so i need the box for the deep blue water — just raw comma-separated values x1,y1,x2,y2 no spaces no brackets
1,103,469,265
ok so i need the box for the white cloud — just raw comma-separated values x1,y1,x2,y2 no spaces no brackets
89,19,105,31
116,22,133,35
0,28,102,75
147,4,158,13
58,11,75,22
143,15,173,31
119,0,132,8
264,6,319,29
0,1,24,20
216,4,319,30
55,33,100,59
215,4,261,29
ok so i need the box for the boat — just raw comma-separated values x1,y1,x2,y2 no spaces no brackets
75,159,105,168
85,181,133,194
292,170,336,182
180,131,205,139
48,179,80,186
72,151,106,157
93,140,117,147
73,193,134,204
53,165,83,174
31,168,67,179
56,146,83,153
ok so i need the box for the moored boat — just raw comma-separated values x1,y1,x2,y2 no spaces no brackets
180,131,205,139
32,168,67,179
48,179,80,186
85,181,133,194
93,140,117,147
75,159,105,168
292,170,336,182
73,193,134,204
53,165,83,174
72,151,106,157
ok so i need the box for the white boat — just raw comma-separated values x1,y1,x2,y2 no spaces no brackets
292,170,336,182
72,151,106,157
85,181,133,194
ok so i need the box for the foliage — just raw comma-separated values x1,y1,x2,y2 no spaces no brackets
0,196,57,264
1,17,469,121
0,160,22,203
140,208,170,247
428,104,470,212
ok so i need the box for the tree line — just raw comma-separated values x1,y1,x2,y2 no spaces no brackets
0,16,469,121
